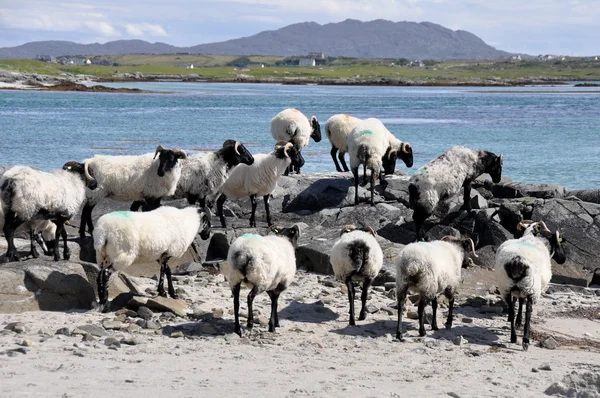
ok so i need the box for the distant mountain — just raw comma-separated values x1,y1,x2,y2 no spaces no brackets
0,20,512,60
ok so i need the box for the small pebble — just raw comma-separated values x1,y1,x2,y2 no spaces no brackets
170,331,185,338
55,327,71,336
538,364,552,371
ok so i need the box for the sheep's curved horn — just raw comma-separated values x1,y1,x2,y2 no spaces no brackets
367,226,376,236
234,141,241,156
468,238,479,258
517,219,534,231
173,148,187,159
402,143,411,154
387,146,396,160
499,154,504,163
538,221,552,234
154,145,165,159
83,162,94,182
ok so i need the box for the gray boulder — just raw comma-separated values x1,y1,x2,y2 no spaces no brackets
568,189,600,204
491,182,568,199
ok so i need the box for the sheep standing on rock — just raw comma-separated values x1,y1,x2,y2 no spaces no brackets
271,108,321,174
93,206,211,309
347,118,413,206
224,224,300,336
408,146,503,241
395,236,478,341
495,220,566,351
324,114,361,172
330,225,383,326
0,161,98,262
79,145,187,239
217,141,303,228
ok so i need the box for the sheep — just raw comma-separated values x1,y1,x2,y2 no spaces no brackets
0,161,98,262
395,236,478,341
329,225,383,325
495,220,566,351
130,140,255,209
79,145,187,239
324,114,362,172
408,146,503,241
216,141,303,228
347,118,413,206
224,224,300,336
270,108,321,174
93,206,211,308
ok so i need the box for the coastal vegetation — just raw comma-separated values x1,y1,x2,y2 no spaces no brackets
1,55,600,84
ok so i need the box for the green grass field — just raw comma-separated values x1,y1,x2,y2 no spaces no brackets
2,55,600,83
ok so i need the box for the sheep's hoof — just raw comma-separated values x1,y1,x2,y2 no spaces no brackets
522,340,529,351
396,333,405,342
418,328,426,337
53,254,61,262
445,322,452,330
246,321,253,330
170,293,179,300
431,324,439,331
158,290,167,298
510,335,518,344
234,327,242,337
63,250,71,261
31,249,40,259
268,325,275,333
349,319,356,326
358,312,367,321
6,252,21,262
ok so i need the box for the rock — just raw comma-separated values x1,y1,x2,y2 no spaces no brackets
55,327,71,336
255,315,269,326
120,337,141,346
104,337,120,348
541,337,559,350
538,363,552,371
144,320,160,330
479,305,503,314
4,322,27,334
453,336,467,346
20,339,33,347
170,331,185,338
492,182,567,199
0,260,96,312
461,317,474,324
193,323,218,335
101,319,124,330
126,324,142,334
567,189,600,204
407,310,418,320
77,324,108,337
137,306,154,321
212,308,224,319
82,334,95,342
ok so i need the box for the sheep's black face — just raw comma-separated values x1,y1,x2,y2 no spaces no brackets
486,153,503,184
198,208,211,240
310,116,322,143
271,225,300,247
221,140,255,168
399,144,414,168
155,149,186,177
382,147,398,175
288,145,304,169
62,161,98,190
550,231,566,264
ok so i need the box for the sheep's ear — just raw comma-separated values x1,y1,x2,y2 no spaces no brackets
270,225,280,234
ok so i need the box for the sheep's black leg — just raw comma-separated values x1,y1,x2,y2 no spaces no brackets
249,194,258,228
144,197,161,211
263,195,272,226
413,212,426,242
358,276,372,321
198,197,206,208
52,218,67,262
294,163,301,174
283,166,290,176
445,287,455,329
60,221,70,261
331,147,343,172
246,285,258,329
157,260,167,297
97,265,113,310
267,289,281,332
462,181,472,212
396,288,407,341
186,194,198,205
370,167,377,206
352,167,360,205
339,152,349,172
506,293,517,344
130,201,144,212
29,227,40,259
345,276,356,326
418,297,427,337
522,296,533,351
79,202,94,239
431,297,439,331
362,164,367,185
216,194,227,228
3,211,23,262
233,282,242,336
162,256,177,299
379,171,388,191
516,298,524,328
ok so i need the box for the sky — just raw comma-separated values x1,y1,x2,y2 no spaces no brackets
0,0,598,55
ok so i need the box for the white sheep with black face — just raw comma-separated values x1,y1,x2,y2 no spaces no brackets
408,146,503,241
216,141,303,228
395,236,478,341
0,161,98,262
79,145,187,239
93,206,211,310
495,220,566,351
330,225,383,326
347,118,413,206
223,225,300,336
270,108,321,174
324,114,362,172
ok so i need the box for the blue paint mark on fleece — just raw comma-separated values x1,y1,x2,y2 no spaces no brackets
242,233,260,239
112,211,132,217
356,129,374,136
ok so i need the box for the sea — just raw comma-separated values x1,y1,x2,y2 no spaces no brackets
1,82,599,190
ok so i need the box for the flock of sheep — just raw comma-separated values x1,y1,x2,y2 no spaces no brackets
0,108,566,351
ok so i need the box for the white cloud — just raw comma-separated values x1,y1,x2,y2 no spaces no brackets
125,23,167,37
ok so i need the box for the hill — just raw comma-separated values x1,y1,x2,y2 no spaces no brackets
0,19,512,60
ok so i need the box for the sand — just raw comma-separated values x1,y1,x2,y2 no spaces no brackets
1,269,599,397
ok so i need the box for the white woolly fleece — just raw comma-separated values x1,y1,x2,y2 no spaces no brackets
175,151,229,200
330,230,383,281
0,166,87,221
495,234,553,301
84,153,181,204
396,240,464,299
94,206,205,271
325,114,362,153
347,118,392,170
221,152,290,199
270,108,312,150
224,233,297,293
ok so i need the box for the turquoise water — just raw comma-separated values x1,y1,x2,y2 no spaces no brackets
1,82,599,189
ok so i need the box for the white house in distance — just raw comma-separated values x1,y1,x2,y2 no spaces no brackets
299,58,316,67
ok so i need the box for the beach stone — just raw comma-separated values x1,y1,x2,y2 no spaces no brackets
144,297,189,317
4,322,28,334
541,337,559,350
538,364,552,371
120,337,141,345
193,323,218,336
137,306,154,321
170,331,185,338
20,339,33,347
569,189,600,204
492,182,567,199
55,327,71,336
82,334,95,342
104,337,120,348
461,317,474,324
77,324,108,337
479,305,503,314
102,319,124,330
407,310,419,320
126,324,142,334
453,336,468,346
144,320,160,330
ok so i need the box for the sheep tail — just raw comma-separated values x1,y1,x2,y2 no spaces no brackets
232,250,253,282
504,256,529,281
356,144,382,170
348,240,369,275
